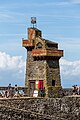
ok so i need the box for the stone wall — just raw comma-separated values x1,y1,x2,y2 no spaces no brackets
46,59,61,87
0,105,52,120
62,88,73,96
26,51,62,97
27,61,46,80
0,97,80,120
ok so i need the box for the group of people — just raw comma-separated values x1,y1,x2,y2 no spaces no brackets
4,84,19,98
72,85,80,95
30,87,45,97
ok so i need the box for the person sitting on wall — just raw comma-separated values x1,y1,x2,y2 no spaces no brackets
40,88,43,97
76,85,80,95
39,87,45,97
14,84,19,97
42,87,45,97
72,85,78,95
5,90,8,98
72,85,76,95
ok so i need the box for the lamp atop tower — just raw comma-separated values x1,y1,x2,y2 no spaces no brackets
31,17,36,28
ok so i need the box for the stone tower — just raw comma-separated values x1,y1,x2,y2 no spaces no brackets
22,19,63,97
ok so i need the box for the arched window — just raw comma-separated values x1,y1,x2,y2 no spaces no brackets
36,42,43,49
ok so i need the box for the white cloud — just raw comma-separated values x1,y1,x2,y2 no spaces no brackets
71,0,80,4
60,58,80,76
43,1,80,6
60,58,80,87
0,51,80,87
0,51,26,86
0,52,25,70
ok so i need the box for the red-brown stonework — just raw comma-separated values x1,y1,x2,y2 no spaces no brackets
22,26,63,97
32,49,63,57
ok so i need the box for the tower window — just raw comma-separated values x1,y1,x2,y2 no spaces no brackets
52,80,55,86
36,42,43,49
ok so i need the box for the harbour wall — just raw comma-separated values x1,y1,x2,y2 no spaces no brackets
0,96,80,120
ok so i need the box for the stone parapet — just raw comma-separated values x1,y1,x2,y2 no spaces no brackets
0,97,80,119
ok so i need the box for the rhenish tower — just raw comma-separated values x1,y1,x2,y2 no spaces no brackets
22,17,63,97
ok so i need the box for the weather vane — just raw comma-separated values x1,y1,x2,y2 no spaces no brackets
31,17,36,28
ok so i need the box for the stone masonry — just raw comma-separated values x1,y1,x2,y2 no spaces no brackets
0,96,80,120
22,24,63,97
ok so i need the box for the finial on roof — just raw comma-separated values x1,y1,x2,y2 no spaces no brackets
31,17,36,28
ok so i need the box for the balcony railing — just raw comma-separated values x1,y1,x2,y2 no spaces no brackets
32,49,63,57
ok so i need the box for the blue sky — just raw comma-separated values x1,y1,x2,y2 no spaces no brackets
0,0,80,87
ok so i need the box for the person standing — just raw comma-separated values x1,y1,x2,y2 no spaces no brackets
14,84,18,97
8,83,12,97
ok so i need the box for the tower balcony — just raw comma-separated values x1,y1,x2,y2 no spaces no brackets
32,49,63,58
22,40,33,47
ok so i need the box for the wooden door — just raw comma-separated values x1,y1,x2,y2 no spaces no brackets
29,80,35,97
